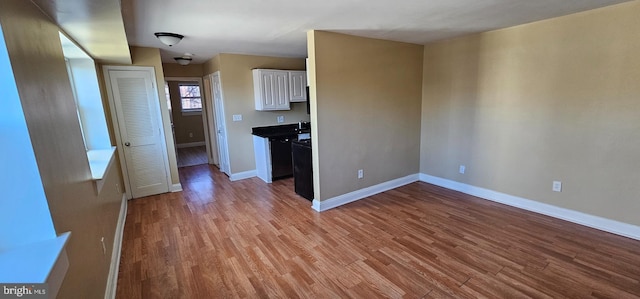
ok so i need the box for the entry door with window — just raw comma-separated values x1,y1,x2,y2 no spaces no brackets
104,66,171,198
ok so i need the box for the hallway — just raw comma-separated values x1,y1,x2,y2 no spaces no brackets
176,145,207,168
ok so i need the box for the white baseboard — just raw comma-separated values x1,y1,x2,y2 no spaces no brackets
419,173,640,241
170,183,183,192
176,141,205,149
312,174,419,212
104,194,127,299
230,170,257,181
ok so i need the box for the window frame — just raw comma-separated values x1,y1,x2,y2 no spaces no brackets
177,83,202,116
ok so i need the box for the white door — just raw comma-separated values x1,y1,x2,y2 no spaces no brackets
202,75,219,165
211,72,230,175
105,67,170,198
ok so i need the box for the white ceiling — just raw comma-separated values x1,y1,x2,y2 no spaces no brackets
121,0,632,64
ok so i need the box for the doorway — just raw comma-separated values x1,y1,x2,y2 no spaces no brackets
206,72,230,175
164,77,212,168
103,66,172,198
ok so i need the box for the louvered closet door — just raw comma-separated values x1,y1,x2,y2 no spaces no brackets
108,70,169,198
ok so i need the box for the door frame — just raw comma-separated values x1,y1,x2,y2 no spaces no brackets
164,77,214,165
103,65,172,199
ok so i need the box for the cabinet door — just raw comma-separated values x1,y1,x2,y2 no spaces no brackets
253,69,290,110
273,71,290,109
289,71,307,102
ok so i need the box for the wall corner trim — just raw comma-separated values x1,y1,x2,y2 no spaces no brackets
170,183,183,192
419,173,640,241
230,170,257,181
104,194,127,299
312,174,420,212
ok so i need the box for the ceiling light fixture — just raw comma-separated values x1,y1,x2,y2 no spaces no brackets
174,53,193,66
154,32,184,47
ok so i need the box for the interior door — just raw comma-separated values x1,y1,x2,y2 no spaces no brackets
105,68,170,198
211,72,230,175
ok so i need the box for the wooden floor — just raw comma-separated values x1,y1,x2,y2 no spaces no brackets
177,145,208,168
116,165,640,298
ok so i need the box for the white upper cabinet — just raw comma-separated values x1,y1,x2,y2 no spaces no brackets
288,71,307,102
253,69,291,111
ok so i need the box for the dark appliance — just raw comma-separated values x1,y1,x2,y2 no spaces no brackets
270,135,295,180
292,139,313,200
252,124,303,181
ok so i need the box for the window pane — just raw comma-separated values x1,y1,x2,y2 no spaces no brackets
179,85,200,97
179,84,202,112
181,97,202,110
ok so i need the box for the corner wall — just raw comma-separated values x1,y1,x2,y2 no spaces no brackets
0,1,124,297
308,31,423,201
420,1,640,226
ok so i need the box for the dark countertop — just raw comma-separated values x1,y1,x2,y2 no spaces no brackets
251,123,310,138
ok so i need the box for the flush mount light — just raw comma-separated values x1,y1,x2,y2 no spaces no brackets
154,32,184,47
174,53,193,66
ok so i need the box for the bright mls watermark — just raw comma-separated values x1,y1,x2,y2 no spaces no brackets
0,284,48,299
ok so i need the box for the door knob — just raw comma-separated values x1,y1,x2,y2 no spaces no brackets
124,142,131,146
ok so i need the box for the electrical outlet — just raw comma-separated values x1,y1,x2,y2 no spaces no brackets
232,114,242,121
459,165,466,174
189,132,194,138
358,169,364,179
277,116,285,123
552,181,562,192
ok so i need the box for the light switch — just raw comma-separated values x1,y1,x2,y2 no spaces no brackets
277,116,285,123
552,181,562,192
232,114,242,122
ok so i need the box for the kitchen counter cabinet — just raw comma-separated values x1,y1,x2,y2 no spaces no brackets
253,135,273,183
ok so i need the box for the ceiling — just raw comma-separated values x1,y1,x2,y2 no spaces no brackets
122,0,632,64
37,0,633,65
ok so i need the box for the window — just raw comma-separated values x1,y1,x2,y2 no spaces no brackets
59,32,115,190
179,83,202,115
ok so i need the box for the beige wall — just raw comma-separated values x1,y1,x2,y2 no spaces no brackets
163,62,204,77
203,53,310,174
420,1,640,225
0,1,124,297
203,55,221,75
167,80,206,144
308,31,424,200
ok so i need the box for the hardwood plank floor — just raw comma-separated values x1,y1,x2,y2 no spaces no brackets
177,145,208,168
116,164,640,298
